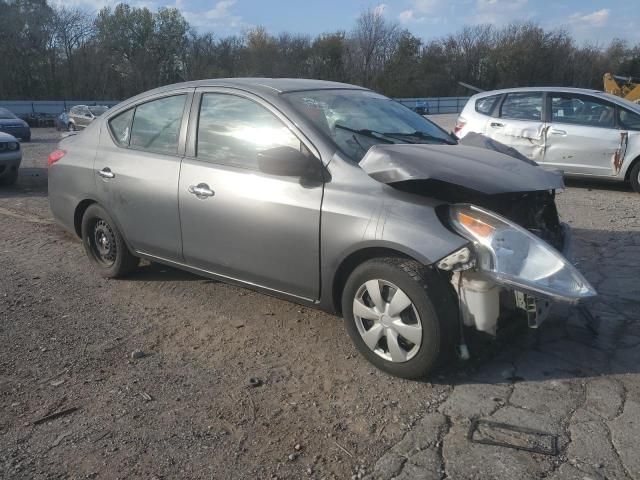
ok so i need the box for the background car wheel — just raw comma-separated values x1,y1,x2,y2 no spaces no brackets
341,257,458,379
68,123,76,132
81,204,139,278
630,162,640,193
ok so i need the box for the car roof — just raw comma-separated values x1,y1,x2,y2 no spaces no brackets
472,86,640,112
117,78,368,109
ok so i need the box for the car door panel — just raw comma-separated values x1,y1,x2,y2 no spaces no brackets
485,92,547,163
95,144,183,259
178,90,323,300
179,161,322,299
544,93,623,176
94,92,192,261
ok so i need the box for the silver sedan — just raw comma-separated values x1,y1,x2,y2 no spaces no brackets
48,79,595,378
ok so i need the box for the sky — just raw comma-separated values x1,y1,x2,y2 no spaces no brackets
51,0,640,45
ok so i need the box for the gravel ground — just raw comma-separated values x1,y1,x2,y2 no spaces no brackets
0,125,638,480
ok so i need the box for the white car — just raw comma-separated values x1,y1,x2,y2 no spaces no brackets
0,132,21,185
455,87,640,192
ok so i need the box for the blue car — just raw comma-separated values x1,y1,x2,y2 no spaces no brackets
0,108,31,142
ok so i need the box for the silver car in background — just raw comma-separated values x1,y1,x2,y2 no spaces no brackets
455,87,640,192
48,79,595,378
67,105,109,131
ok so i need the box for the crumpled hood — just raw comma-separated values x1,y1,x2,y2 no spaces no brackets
360,143,564,194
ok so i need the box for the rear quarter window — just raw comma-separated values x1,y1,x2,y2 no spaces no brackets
108,109,135,146
475,95,500,115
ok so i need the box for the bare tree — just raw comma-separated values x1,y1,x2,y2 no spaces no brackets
346,8,402,88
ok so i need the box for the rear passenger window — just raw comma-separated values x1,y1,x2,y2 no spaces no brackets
196,93,300,169
500,92,543,121
475,95,500,115
130,95,186,154
550,94,614,128
108,109,134,146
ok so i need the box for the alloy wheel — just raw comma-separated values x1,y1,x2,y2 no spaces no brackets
352,279,422,363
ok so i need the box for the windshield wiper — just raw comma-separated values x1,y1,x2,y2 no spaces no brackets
383,131,457,145
334,124,395,144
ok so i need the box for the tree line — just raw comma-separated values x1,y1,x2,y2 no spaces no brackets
1,0,639,101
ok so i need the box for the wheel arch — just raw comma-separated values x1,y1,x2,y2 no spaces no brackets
624,153,640,182
331,246,419,315
74,199,97,237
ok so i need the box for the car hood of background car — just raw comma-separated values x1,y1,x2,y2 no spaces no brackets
360,142,564,194
0,132,18,142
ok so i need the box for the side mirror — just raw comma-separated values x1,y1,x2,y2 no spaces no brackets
257,146,319,177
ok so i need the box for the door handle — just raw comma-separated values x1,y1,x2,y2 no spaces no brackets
98,167,115,179
490,122,504,128
550,129,567,136
188,183,215,198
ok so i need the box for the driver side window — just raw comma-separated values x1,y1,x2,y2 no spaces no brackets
196,93,301,169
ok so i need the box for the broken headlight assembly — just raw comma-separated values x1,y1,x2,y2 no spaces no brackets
448,204,596,303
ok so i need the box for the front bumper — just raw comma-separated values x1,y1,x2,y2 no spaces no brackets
0,152,22,178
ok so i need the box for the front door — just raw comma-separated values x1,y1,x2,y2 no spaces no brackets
543,92,627,176
179,90,323,300
94,92,191,261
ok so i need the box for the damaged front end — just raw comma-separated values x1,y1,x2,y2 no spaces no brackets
361,142,596,341
437,204,594,339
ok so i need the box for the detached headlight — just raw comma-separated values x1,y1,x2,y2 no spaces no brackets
449,204,596,302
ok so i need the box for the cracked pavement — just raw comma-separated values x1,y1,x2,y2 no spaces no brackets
366,113,640,480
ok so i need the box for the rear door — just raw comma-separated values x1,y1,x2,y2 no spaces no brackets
94,90,192,261
485,92,547,162
178,89,323,300
543,92,626,176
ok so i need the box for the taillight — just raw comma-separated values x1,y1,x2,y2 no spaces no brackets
453,118,467,135
48,149,66,167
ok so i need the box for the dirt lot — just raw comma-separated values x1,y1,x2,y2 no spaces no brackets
1,126,639,480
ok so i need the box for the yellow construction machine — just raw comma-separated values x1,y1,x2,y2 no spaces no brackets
603,73,640,103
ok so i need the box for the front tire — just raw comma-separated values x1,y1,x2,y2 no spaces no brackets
341,257,458,379
81,204,139,278
630,161,640,194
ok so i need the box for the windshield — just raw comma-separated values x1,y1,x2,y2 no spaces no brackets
0,108,17,119
89,106,108,116
283,89,456,162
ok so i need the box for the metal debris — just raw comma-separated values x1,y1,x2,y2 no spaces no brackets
467,419,558,455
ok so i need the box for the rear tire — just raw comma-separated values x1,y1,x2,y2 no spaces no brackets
341,257,458,379
81,204,139,278
68,122,76,132
630,162,640,194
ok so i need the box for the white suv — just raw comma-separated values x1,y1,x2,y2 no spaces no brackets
455,87,640,192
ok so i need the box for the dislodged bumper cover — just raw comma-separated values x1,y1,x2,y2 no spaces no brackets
360,143,564,194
